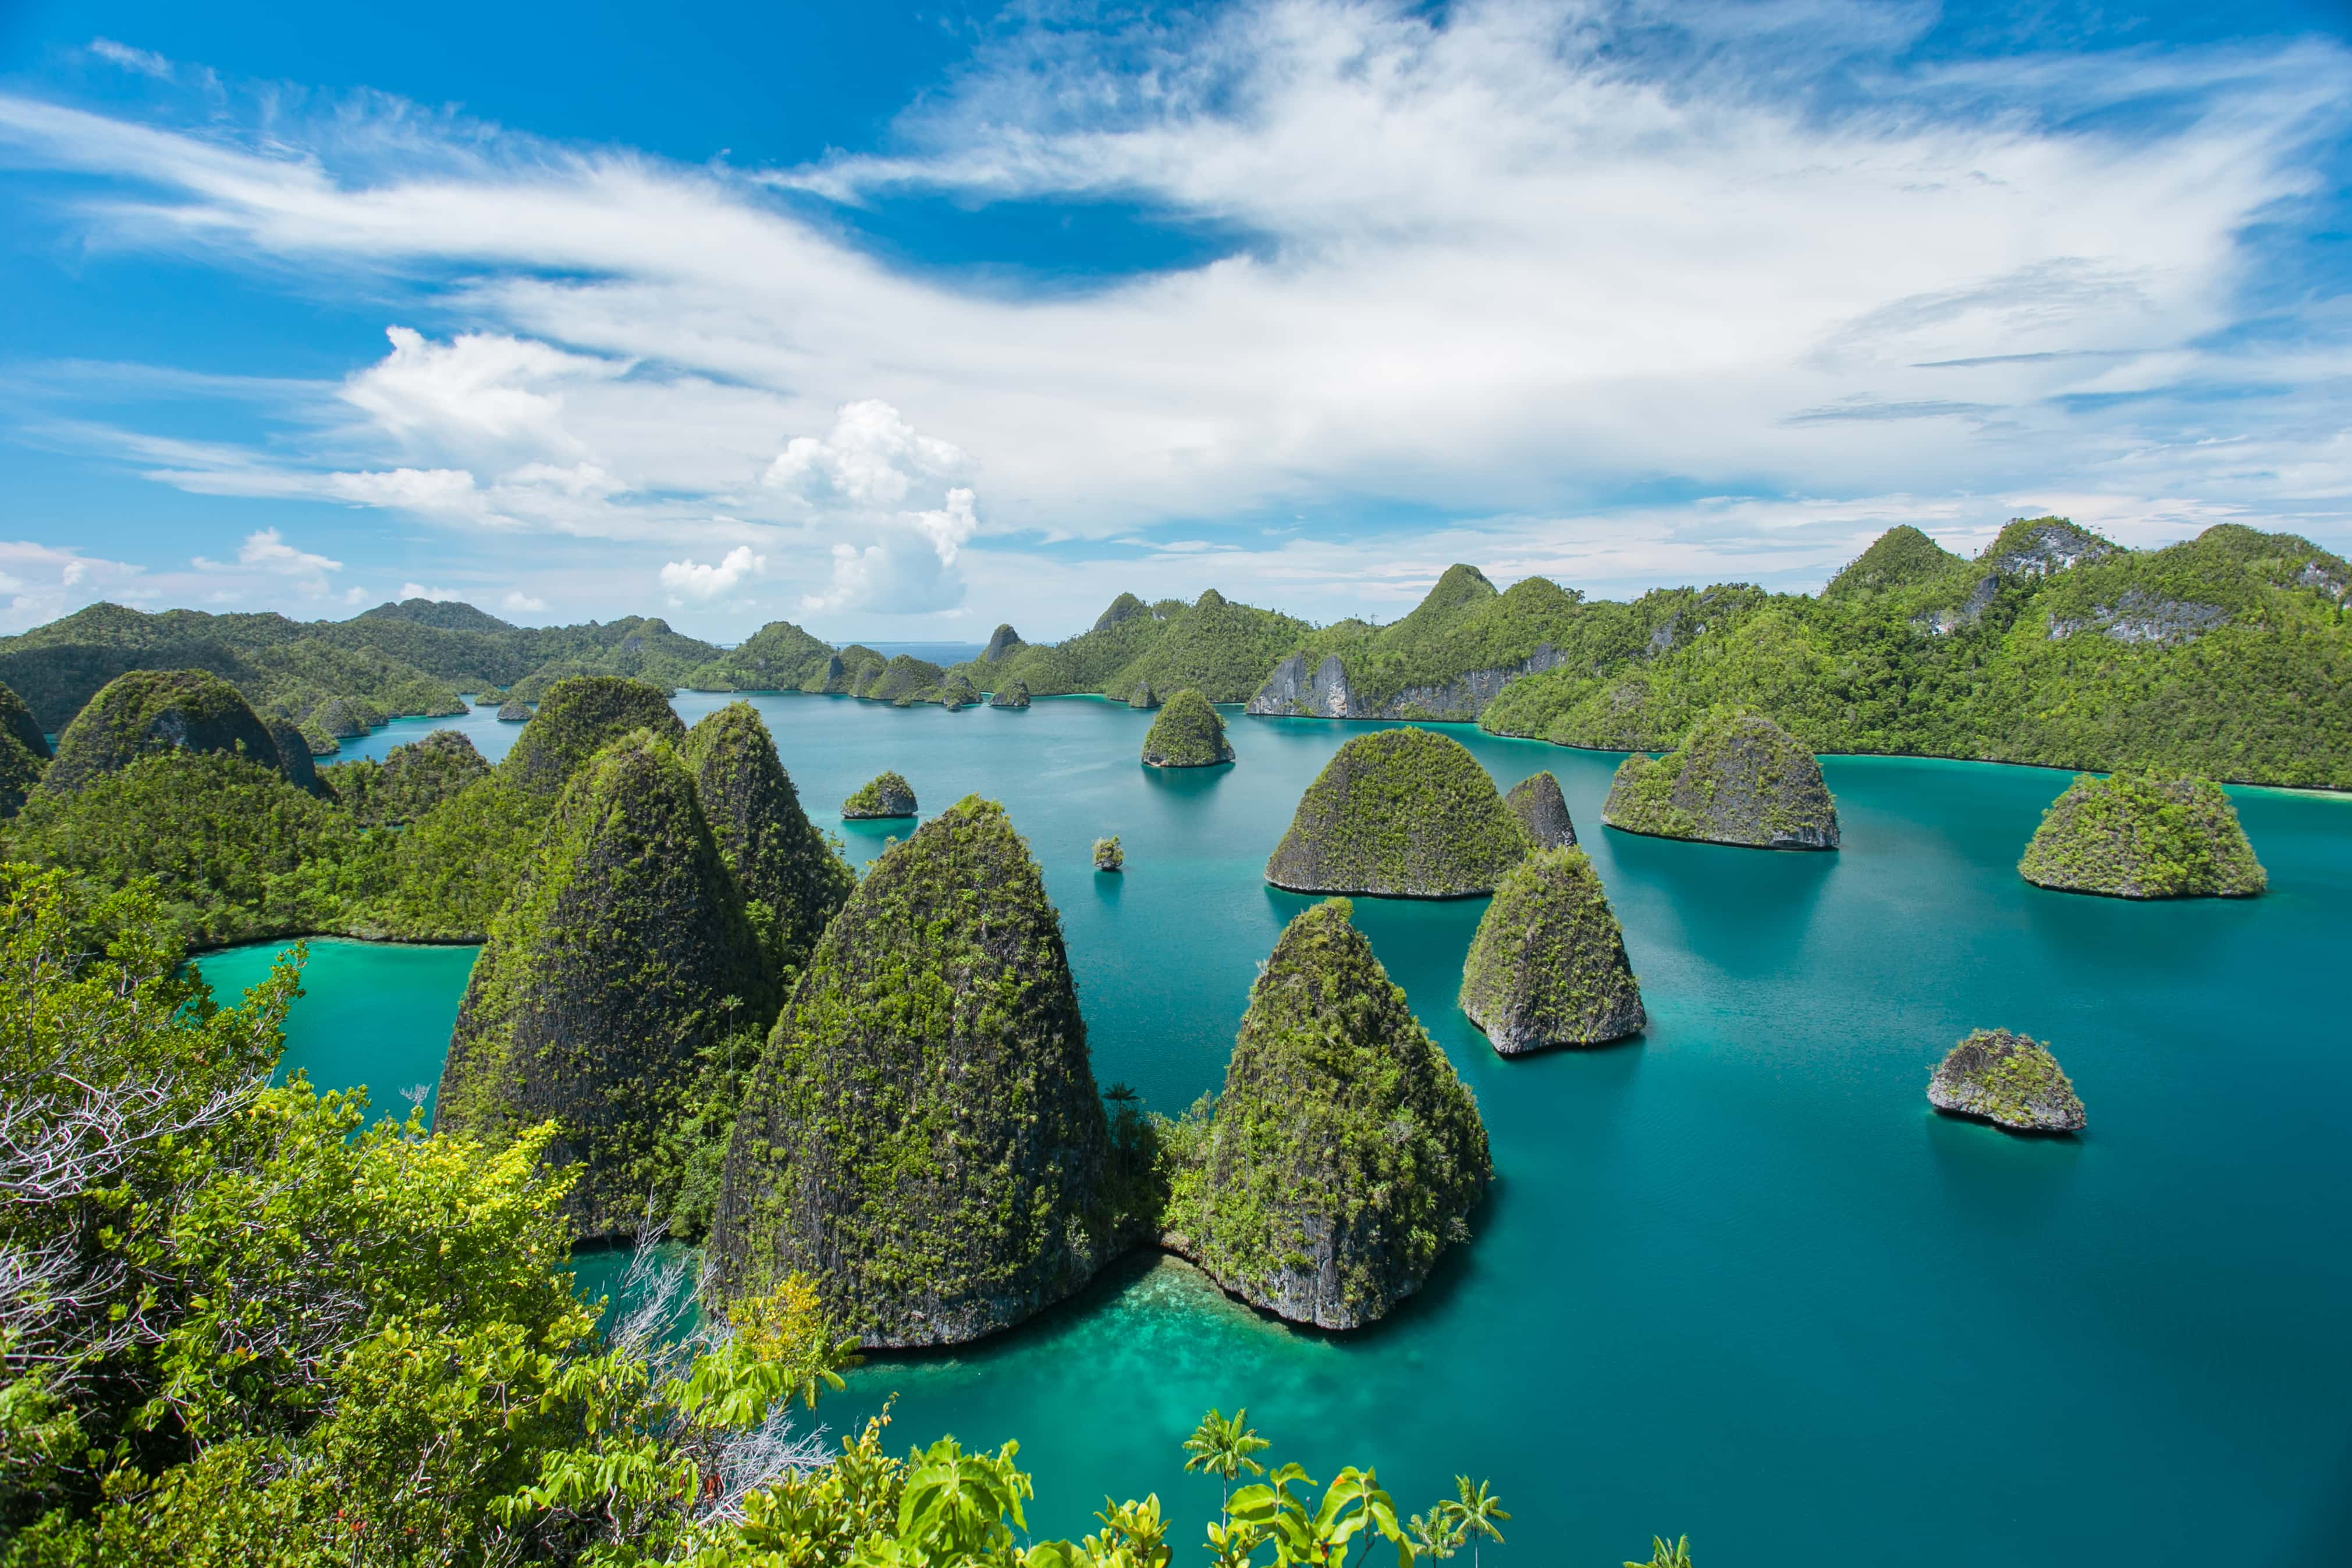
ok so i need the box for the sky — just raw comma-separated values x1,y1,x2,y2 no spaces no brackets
1,0,2348,642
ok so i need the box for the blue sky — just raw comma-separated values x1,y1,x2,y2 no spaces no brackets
1,0,2347,641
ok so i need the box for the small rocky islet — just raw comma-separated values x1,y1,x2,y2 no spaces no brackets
1602,707,1839,850
841,769,918,819
990,678,1031,709
2017,770,2265,898
1928,1029,2085,1134
1264,727,1533,897
1459,847,1644,1054
1140,688,1234,767
1093,835,1124,872
1505,770,1576,848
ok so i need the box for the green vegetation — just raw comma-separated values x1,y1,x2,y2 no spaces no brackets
500,674,685,796
1253,567,1587,719
868,655,947,706
1503,771,1575,848
992,678,1032,709
1094,835,1124,872
37,669,283,798
842,770,918,819
1927,1028,2085,1133
946,591,1306,705
2017,771,2266,898
358,773,545,941
712,797,1126,1346
1129,682,1161,709
1459,848,1644,1054
983,623,1025,662
683,618,836,691
1482,521,2352,789
679,702,857,991
1264,728,1532,897
497,696,531,721
1161,898,1490,1329
805,643,889,695
0,679,51,816
262,719,319,792
1142,689,1235,767
435,731,774,1241
320,729,488,827
1601,708,1839,849
307,693,381,739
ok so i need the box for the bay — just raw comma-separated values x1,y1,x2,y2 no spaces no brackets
200,692,2352,1566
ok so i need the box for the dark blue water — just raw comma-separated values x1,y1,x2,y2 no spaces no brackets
200,694,2352,1567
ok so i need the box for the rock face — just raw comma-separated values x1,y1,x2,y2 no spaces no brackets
1928,1029,2085,1133
2017,772,2265,898
435,733,773,1239
983,623,1026,662
680,702,856,989
1093,835,1123,872
497,698,531,721
1602,709,1839,850
1505,771,1576,848
1167,899,1489,1329
1141,689,1235,767
1265,728,1532,897
1127,681,1160,709
500,675,681,795
1095,593,1149,632
1246,646,1568,722
841,770,917,819
0,678,50,816
40,669,283,798
1459,849,1644,1054
264,719,319,794
710,797,1120,1347
990,680,1031,709
936,671,981,710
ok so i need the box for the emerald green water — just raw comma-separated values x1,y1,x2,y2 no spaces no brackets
200,694,2352,1566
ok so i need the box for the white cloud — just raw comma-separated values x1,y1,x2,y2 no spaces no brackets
342,326,628,457
502,589,549,612
88,39,171,80
659,545,765,600
189,527,346,596
399,582,466,602
0,542,146,632
764,402,982,614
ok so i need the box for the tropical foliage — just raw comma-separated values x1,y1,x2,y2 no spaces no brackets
2016,771,2266,898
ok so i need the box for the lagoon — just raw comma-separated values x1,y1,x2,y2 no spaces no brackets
196,693,2352,1566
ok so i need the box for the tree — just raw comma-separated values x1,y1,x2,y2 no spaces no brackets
1626,1535,1694,1568
1438,1477,1509,1568
1181,1407,1270,1526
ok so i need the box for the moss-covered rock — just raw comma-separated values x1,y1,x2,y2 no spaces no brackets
841,770,916,819
496,698,531,721
936,671,982,710
680,702,856,990
435,731,773,1240
1127,681,1160,709
308,695,377,739
1093,835,1123,872
1928,1029,2085,1133
1264,728,1532,897
861,655,944,705
990,680,1031,709
1164,899,1489,1329
710,796,1120,1346
2017,771,2265,898
983,623,1025,662
325,729,488,827
1141,689,1234,767
1601,708,1839,849
263,718,319,794
472,691,506,707
499,675,681,796
1504,771,1575,848
1458,848,1643,1054
0,679,52,815
39,669,283,798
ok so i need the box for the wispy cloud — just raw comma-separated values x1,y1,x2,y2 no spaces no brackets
87,38,172,80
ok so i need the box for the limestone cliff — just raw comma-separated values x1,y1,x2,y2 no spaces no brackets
841,770,917,819
680,702,856,989
1928,1029,2085,1133
1458,848,1644,1053
1504,771,1576,848
1141,689,1234,767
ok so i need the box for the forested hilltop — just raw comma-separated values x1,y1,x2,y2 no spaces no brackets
6,517,2347,784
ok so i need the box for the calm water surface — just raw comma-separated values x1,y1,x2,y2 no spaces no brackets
198,694,2352,1567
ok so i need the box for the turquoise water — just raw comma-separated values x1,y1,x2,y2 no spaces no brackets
329,703,524,765
204,694,2352,1566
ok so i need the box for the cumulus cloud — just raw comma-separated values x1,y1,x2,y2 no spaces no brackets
190,527,346,596
342,326,628,457
764,401,980,614
659,545,765,600
502,589,550,613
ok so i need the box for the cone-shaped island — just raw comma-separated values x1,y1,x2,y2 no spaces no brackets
990,679,1031,709
1264,727,1531,897
1505,771,1576,848
0,678,49,815
1459,848,1644,1053
496,698,531,721
1928,1029,2085,1133
1164,898,1489,1329
435,731,774,1239
499,675,682,796
710,796,1120,1347
1141,689,1234,767
1602,707,1839,849
841,770,916,819
680,702,857,988
39,669,282,797
2017,772,2265,898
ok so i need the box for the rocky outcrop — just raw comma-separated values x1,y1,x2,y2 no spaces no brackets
308,695,379,739
710,797,1121,1347
39,669,283,798
1163,899,1488,1329
2047,589,2229,647
1928,1029,2085,1133
936,671,981,710
2017,772,2265,898
983,623,1026,662
1094,593,1149,632
499,675,681,796
265,719,319,793
681,703,856,990
435,731,773,1239
990,680,1031,709
1986,517,2116,578
1246,646,1568,722
496,698,531,721
0,678,50,816
1910,573,1999,637
1504,771,1576,848
1141,689,1234,767
1093,835,1123,872
864,655,946,705
1266,728,1533,897
841,770,917,819
1127,681,1161,709
1459,849,1643,1054
1602,709,1838,850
